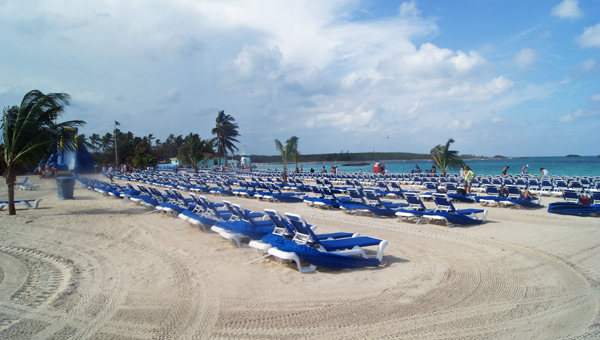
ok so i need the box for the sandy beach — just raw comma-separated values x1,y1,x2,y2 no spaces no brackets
1,174,599,339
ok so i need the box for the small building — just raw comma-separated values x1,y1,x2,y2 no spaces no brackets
168,153,230,169
170,157,182,166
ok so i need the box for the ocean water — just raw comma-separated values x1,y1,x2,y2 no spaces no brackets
253,156,600,177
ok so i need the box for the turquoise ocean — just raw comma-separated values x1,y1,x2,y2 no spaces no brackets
253,156,600,177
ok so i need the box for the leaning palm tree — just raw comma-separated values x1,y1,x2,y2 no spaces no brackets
1,90,85,215
429,138,465,177
211,110,240,167
89,133,102,151
274,136,299,184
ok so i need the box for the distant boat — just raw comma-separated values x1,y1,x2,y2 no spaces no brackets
566,154,581,158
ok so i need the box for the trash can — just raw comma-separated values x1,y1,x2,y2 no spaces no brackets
56,177,76,199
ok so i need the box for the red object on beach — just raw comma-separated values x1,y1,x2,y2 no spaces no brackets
373,163,385,173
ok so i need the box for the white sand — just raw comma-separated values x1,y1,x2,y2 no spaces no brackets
0,174,599,339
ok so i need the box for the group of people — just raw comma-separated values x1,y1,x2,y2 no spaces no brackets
501,165,549,177
320,166,340,174
462,164,551,197
38,164,57,179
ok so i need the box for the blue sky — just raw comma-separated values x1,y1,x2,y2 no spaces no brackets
1,0,599,157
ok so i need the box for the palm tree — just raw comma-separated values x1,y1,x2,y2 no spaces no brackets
145,133,155,147
89,133,101,151
1,90,85,215
100,132,113,152
274,136,299,184
290,137,300,173
189,137,213,173
211,110,240,166
430,138,465,177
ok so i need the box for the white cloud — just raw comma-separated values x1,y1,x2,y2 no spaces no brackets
558,109,584,122
551,0,583,20
305,106,376,132
0,0,581,156
577,23,600,48
378,43,490,78
399,1,420,18
590,94,600,101
514,48,537,68
231,45,283,81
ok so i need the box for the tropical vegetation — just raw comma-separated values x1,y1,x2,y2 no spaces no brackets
429,138,465,177
1,90,85,215
176,133,214,173
274,136,299,184
211,110,240,167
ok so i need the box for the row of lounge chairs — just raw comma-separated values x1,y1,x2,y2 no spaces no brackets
78,176,390,273
110,170,496,227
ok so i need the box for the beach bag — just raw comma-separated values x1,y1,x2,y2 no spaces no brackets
581,196,590,205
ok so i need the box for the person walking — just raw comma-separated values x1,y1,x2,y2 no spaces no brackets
522,164,529,175
502,165,509,177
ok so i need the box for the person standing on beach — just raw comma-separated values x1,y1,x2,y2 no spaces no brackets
107,166,114,184
522,164,528,175
541,168,549,177
464,165,474,193
502,165,509,177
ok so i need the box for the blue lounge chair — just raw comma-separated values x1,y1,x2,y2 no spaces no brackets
284,213,388,262
0,198,43,211
432,193,488,224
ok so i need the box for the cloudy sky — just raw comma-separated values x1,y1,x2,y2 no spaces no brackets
1,0,599,157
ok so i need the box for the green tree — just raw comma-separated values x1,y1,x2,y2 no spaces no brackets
100,132,113,152
430,138,465,177
1,90,85,215
131,139,158,170
211,110,240,166
274,136,299,183
177,133,213,173
89,133,102,151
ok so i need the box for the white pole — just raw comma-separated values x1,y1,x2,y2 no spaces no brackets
114,121,118,169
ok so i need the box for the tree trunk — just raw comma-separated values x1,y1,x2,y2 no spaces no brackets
282,164,288,184
6,178,16,215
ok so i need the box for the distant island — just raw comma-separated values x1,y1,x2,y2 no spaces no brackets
236,151,494,164
566,154,581,158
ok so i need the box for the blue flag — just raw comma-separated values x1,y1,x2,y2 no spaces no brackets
115,121,121,126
